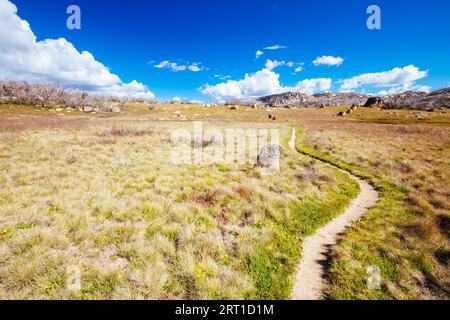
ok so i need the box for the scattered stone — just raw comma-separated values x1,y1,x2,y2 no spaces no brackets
364,97,384,109
256,144,282,168
83,105,94,113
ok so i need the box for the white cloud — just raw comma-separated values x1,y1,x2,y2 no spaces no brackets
155,60,185,71
255,45,286,59
0,0,155,99
92,80,155,100
213,74,231,80
188,63,203,72
200,68,331,101
255,50,264,59
264,45,287,50
265,59,284,71
313,55,344,66
293,66,304,73
153,60,205,72
339,65,428,92
292,78,332,94
264,59,296,71
201,69,282,101
377,83,431,96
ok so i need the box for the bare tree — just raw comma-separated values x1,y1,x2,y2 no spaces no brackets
0,81,132,112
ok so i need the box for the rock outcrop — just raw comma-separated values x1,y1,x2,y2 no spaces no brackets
252,88,449,110
253,92,369,108
364,97,384,109
256,144,282,169
364,89,449,111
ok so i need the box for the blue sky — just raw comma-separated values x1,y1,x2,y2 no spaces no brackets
2,0,450,101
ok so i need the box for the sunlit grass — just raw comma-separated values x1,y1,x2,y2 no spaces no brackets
292,116,449,299
0,108,357,299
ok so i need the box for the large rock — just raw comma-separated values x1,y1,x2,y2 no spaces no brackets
83,105,94,113
256,144,282,168
364,97,384,109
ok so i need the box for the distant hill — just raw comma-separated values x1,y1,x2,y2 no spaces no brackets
253,92,369,108
364,88,450,110
252,88,450,110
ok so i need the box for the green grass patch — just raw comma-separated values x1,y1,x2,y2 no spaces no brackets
292,125,446,300
243,140,360,299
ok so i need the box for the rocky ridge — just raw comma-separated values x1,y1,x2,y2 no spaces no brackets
253,88,450,110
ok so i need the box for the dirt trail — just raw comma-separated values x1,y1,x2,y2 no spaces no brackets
289,127,379,300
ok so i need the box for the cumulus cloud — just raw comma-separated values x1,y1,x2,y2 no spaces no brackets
213,74,231,80
293,78,332,94
155,61,186,72
264,59,296,71
200,68,331,101
255,45,287,59
255,50,264,59
313,55,344,66
188,63,203,72
0,0,155,99
377,83,431,96
293,66,304,73
264,45,287,50
265,59,284,71
153,60,205,72
91,80,155,100
200,69,282,101
339,65,428,92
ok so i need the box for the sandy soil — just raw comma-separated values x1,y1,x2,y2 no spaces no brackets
290,128,379,300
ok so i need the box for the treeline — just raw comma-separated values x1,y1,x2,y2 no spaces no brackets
0,81,126,112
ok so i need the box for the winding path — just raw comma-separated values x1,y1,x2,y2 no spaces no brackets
289,128,379,300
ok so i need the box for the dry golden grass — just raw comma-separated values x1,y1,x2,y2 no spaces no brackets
1,102,447,300
289,107,450,299
0,104,359,299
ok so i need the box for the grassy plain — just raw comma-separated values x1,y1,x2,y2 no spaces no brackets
0,103,358,299
0,103,448,299
290,107,450,299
